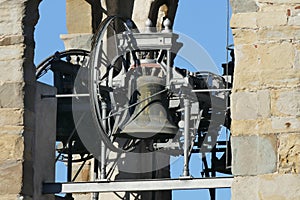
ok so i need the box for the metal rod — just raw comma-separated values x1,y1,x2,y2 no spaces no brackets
93,159,99,200
100,101,107,180
41,94,90,98
192,89,231,93
43,177,233,194
166,50,172,87
66,140,73,199
210,146,217,200
183,98,191,177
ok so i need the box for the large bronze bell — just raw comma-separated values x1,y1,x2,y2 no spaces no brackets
118,73,178,139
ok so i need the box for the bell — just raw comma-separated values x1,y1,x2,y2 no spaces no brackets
117,75,178,139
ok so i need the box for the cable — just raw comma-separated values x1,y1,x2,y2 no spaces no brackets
225,0,232,170
225,0,230,89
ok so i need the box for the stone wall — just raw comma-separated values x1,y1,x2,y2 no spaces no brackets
230,0,300,199
0,0,40,199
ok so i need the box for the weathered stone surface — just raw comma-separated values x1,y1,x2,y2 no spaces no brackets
0,126,24,135
231,0,300,199
259,174,300,199
0,44,24,61
257,11,288,27
233,43,299,90
230,0,258,14
0,0,38,199
231,90,270,120
232,116,299,135
0,35,24,46
295,43,300,69
234,44,259,71
231,12,257,29
232,29,258,44
0,134,24,162
132,0,153,30
231,8,295,29
1,109,24,129
0,194,21,200
258,26,300,42
232,174,300,200
60,33,93,51
259,3,290,12
0,82,24,108
232,135,277,175
233,68,300,91
132,0,166,31
288,9,300,26
0,160,23,194
66,0,92,33
232,176,259,200
257,42,294,70
72,160,91,182
0,109,23,126
257,70,300,89
232,70,260,90
100,193,127,200
271,89,300,117
278,133,300,174
0,1,24,35
259,0,300,4
233,42,294,74
271,116,300,131
231,92,258,120
0,59,24,82
231,119,272,136
72,194,92,200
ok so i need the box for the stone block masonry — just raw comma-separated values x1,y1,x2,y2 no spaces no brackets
231,0,300,199
0,0,41,199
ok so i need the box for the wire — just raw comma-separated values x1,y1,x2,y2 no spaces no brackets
102,88,168,120
225,0,232,170
55,113,86,162
225,0,230,89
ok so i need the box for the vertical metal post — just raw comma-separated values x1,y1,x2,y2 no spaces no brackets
100,101,107,180
183,98,191,177
210,147,217,200
93,101,107,200
166,50,172,88
66,140,73,199
92,159,99,200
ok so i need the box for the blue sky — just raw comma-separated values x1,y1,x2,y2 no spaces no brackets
35,0,233,199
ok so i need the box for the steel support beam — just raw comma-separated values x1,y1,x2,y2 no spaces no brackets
43,177,233,194
192,89,231,93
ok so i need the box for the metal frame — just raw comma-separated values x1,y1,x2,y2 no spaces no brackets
37,17,234,200
43,177,233,194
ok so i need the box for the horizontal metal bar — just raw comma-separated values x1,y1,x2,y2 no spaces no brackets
43,177,233,194
41,94,90,98
192,89,231,93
